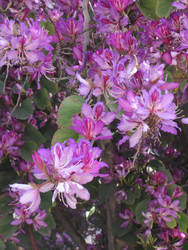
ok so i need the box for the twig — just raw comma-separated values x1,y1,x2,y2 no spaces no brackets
132,140,142,168
28,225,39,250
3,63,10,93
99,140,116,250
53,206,88,250
82,0,90,67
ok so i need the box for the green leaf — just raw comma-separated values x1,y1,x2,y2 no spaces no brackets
0,194,12,214
125,189,136,205
0,80,4,94
0,170,18,190
167,184,186,210
5,241,17,250
34,88,51,110
178,192,187,210
0,240,5,250
23,124,46,147
37,210,56,237
12,98,34,120
51,128,79,145
86,206,96,221
135,199,149,224
155,0,173,18
177,213,188,233
149,160,173,182
57,95,85,128
19,141,38,161
166,216,177,229
45,213,56,230
40,192,53,211
122,232,138,247
99,182,116,202
112,219,132,237
137,0,173,20
40,77,58,94
40,22,55,35
0,215,18,240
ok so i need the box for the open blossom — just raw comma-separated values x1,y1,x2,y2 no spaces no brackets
172,0,188,9
94,0,129,33
71,102,115,141
118,87,179,147
27,139,107,209
109,0,131,13
107,31,138,54
10,183,41,213
32,210,47,231
11,206,33,226
0,17,54,87
52,181,90,209
119,209,136,228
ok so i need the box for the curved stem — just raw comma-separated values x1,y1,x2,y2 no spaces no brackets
28,225,38,250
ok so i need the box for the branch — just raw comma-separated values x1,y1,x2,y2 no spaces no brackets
82,0,90,66
52,206,88,250
98,140,116,250
28,225,39,250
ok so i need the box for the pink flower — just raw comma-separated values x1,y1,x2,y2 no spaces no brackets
33,210,47,231
52,181,90,209
172,0,188,9
71,102,114,141
10,183,41,213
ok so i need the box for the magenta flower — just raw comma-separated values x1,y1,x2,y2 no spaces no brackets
71,102,114,141
0,17,54,87
107,31,138,54
109,0,131,13
119,209,136,227
118,87,179,147
33,210,47,231
56,16,83,43
29,139,107,209
52,181,90,209
10,183,41,213
94,0,129,33
11,207,33,226
82,102,116,125
172,0,188,9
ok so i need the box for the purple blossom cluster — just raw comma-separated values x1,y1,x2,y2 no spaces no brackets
0,0,187,249
11,139,106,211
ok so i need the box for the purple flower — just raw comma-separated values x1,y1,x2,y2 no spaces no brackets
52,181,90,209
119,209,135,227
11,206,33,226
71,102,114,141
172,0,188,10
33,210,47,231
118,87,179,147
29,139,107,209
10,183,41,213
107,31,138,54
109,0,131,13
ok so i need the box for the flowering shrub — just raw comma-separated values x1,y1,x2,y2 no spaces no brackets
0,0,188,249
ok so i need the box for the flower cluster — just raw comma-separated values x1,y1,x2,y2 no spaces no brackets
0,0,187,249
11,139,106,211
0,17,54,88
71,102,115,140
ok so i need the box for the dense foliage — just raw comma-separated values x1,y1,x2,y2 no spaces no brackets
0,0,188,249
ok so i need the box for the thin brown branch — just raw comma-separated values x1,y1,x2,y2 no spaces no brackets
52,206,88,250
28,225,39,250
82,0,90,66
98,140,116,250
3,63,10,93
132,140,142,169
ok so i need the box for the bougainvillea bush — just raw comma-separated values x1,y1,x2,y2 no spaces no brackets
0,0,188,249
